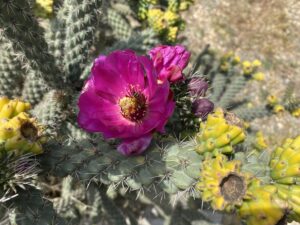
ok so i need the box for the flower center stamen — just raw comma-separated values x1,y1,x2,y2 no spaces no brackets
119,91,147,122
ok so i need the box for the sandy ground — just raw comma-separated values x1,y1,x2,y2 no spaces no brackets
182,0,300,146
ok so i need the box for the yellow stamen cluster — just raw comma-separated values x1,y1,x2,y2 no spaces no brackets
254,131,268,151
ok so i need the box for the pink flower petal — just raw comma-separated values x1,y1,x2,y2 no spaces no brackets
117,134,152,156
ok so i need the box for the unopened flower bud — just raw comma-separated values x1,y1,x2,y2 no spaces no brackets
188,78,209,97
192,98,214,119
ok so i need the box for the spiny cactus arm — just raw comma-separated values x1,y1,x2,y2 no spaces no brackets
0,0,63,88
0,38,24,98
45,19,65,69
39,137,202,197
107,8,133,41
62,121,91,141
98,185,127,225
8,187,67,225
21,71,50,105
232,105,271,121
63,0,102,83
31,90,67,136
217,75,248,108
209,73,227,103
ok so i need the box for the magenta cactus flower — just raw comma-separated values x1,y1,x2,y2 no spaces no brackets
77,50,175,156
149,45,191,83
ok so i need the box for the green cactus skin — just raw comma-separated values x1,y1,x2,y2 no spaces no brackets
233,106,271,121
22,71,50,105
0,38,24,98
0,0,63,89
46,19,66,70
63,0,102,83
31,90,67,136
235,151,271,184
209,73,227,103
107,8,133,41
40,137,203,196
8,187,67,225
217,76,248,109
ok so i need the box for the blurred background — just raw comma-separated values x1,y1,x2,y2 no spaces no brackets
182,0,300,147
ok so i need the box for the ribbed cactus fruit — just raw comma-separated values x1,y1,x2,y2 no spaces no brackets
0,97,31,120
269,136,300,185
197,154,253,211
196,108,246,156
34,0,54,18
254,131,268,151
275,184,300,222
0,112,46,155
238,180,286,225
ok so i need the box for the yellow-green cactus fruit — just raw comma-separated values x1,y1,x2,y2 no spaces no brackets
254,131,268,151
163,10,179,26
179,0,194,11
166,27,178,43
267,95,278,106
270,135,300,185
273,104,285,114
239,180,286,225
0,112,46,155
147,9,165,33
196,108,246,156
196,154,253,211
34,0,54,19
167,0,180,13
292,108,300,118
253,72,265,81
242,61,253,75
232,55,241,65
275,184,300,222
252,59,262,68
0,97,31,119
